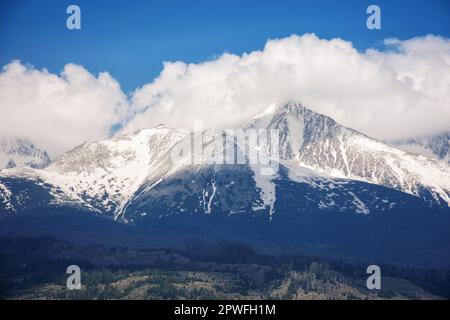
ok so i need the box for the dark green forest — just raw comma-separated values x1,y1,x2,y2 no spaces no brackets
1,237,449,300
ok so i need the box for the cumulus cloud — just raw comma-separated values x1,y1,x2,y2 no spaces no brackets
0,61,129,157
123,34,450,141
2,34,449,158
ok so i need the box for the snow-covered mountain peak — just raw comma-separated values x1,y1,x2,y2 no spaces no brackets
246,101,346,160
0,137,51,170
247,102,450,206
29,126,188,214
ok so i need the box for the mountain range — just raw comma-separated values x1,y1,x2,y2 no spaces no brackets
1,101,449,267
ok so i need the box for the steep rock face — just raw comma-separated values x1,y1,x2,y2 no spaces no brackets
0,138,51,169
245,101,450,206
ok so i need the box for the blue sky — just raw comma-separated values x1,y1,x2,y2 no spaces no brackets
0,0,449,93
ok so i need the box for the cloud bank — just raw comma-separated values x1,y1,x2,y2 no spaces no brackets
0,61,129,157
1,34,449,157
124,34,450,141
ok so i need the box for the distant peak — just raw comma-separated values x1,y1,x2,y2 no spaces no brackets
154,123,167,129
251,100,313,123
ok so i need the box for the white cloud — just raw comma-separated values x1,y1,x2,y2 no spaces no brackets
0,61,129,157
123,34,450,141
2,34,449,158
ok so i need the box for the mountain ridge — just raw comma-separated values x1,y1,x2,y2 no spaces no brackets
246,101,450,206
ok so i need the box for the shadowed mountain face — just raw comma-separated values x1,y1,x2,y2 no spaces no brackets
1,101,450,267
